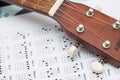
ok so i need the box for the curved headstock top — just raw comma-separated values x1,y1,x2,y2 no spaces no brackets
53,0,120,67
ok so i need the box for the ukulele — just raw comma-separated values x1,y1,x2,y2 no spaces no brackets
2,0,120,73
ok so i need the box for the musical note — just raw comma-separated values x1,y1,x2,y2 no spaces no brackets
33,27,52,37
39,67,60,79
63,62,83,74
65,74,83,80
39,57,58,67
57,35,74,52
61,54,80,63
14,61,30,71
54,25,64,32
0,76,7,80
14,72,33,80
9,41,32,60
57,35,73,44
7,32,30,41
35,38,56,56
88,72,105,80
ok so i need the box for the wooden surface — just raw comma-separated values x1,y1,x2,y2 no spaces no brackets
3,0,56,13
53,0,120,67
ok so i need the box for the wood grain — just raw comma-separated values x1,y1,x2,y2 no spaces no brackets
3,0,56,13
53,1,120,67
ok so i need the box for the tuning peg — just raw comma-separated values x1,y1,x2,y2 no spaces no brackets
67,43,79,57
102,40,111,49
91,59,104,74
112,20,120,30
76,24,85,33
86,8,94,17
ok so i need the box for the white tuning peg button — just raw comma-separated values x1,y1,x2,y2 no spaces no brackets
91,61,104,74
67,45,78,57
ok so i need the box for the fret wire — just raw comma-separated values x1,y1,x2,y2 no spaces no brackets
30,0,43,9
22,0,43,9
9,0,56,13
21,0,26,4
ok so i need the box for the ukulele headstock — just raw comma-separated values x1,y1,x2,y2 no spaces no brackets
54,0,120,67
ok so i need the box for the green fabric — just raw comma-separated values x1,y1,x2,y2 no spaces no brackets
0,5,22,18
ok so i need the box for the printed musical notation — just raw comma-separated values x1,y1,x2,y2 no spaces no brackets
0,12,120,80
1,0,120,79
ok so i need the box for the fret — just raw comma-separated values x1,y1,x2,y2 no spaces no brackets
5,0,56,13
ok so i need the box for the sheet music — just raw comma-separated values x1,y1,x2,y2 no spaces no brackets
0,0,120,80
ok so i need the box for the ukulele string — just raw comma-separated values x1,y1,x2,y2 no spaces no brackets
39,2,108,41
56,11,115,60
34,0,113,27
16,0,113,27
56,9,116,49
44,1,112,28
63,0,113,26
56,9,105,41
36,2,110,41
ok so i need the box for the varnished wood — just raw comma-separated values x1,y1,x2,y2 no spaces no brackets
3,0,56,13
2,0,120,67
54,1,120,67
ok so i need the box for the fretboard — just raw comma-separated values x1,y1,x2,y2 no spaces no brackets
3,0,64,16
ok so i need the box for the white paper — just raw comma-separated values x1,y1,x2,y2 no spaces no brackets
0,0,120,80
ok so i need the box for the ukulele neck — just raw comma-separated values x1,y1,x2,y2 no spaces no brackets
3,0,64,16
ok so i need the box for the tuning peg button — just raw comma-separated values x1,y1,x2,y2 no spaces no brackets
91,61,103,74
91,60,104,74
67,45,78,56
67,43,79,57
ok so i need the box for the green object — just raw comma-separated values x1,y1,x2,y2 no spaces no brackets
0,0,87,18
0,5,22,18
0,8,1,17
